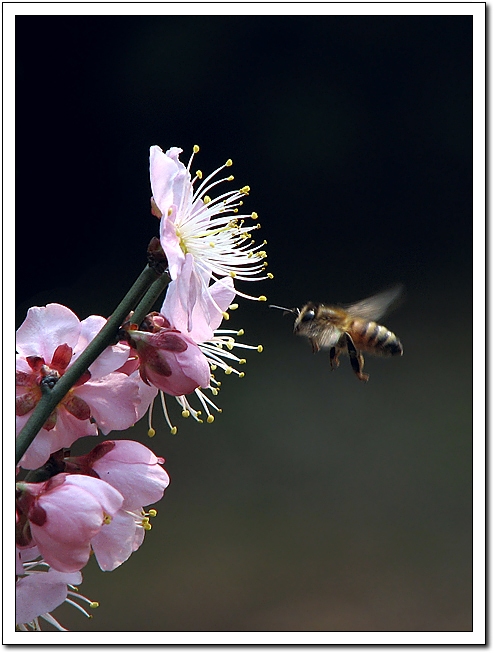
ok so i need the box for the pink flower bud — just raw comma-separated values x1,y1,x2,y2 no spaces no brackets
129,327,210,396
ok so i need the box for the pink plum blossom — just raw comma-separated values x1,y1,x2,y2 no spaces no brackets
63,440,170,571
16,473,124,573
16,303,144,470
150,145,270,330
16,546,97,631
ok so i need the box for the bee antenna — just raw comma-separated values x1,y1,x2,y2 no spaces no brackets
269,304,300,316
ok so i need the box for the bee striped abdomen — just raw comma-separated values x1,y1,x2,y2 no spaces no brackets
349,320,403,356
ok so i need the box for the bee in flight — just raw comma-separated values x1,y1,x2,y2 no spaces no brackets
270,286,403,382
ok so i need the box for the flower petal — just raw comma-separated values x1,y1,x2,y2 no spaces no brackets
16,304,81,362
75,373,140,434
16,568,81,625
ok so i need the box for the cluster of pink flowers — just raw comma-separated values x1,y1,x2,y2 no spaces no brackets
15,145,269,630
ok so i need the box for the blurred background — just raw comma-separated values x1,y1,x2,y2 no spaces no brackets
16,15,472,632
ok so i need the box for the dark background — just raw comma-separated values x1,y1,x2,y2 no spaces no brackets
16,15,472,632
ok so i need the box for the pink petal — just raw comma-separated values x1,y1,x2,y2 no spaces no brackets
159,212,185,279
16,408,97,471
131,371,158,421
16,304,81,362
76,316,131,378
64,475,124,516
90,510,139,571
16,569,81,625
149,145,182,212
75,372,140,434
162,266,235,343
92,440,170,509
143,339,210,396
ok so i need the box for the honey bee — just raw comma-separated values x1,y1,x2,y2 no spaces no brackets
270,286,403,382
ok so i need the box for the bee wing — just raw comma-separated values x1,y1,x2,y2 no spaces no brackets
344,285,403,322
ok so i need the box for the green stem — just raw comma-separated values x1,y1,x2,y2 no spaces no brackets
131,272,171,327
16,264,160,466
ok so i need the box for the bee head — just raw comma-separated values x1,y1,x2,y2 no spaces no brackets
294,302,318,335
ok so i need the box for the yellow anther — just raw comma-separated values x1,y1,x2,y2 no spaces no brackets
240,185,250,194
239,358,246,364
237,328,244,336
167,207,173,217
239,372,245,378
143,522,152,531
267,272,274,279
258,296,267,302
209,242,215,248
170,426,178,435
211,388,219,396
226,341,234,350
257,345,264,353
193,144,200,153
203,195,211,204
229,303,238,310
207,415,215,424
148,427,156,438
225,367,233,375
222,312,229,321
90,602,99,609
251,212,258,219
103,514,112,525
229,271,236,278
196,170,203,179
226,158,233,167
233,208,238,213
227,175,234,181
148,509,157,517
182,410,190,418
211,364,217,371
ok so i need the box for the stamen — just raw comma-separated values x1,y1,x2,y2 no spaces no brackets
159,391,178,434
64,599,93,619
147,396,156,437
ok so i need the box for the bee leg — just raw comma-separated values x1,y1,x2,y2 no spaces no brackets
345,333,369,382
330,347,340,370
309,338,320,354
